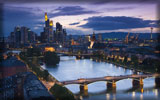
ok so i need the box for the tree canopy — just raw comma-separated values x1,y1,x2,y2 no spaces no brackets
44,52,60,66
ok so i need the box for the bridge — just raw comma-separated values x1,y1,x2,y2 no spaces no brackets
61,74,160,92
56,51,93,59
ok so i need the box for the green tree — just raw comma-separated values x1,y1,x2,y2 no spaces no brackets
50,83,75,100
27,47,41,57
43,70,49,80
142,58,160,73
131,55,138,67
44,52,60,66
123,56,128,65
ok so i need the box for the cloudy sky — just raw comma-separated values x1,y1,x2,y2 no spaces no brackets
3,1,159,36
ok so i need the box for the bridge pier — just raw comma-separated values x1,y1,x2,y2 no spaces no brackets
76,55,82,59
106,81,116,93
132,78,143,88
107,80,116,88
155,77,160,88
80,89,88,97
80,84,88,91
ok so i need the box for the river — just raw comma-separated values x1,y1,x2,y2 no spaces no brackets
42,56,159,100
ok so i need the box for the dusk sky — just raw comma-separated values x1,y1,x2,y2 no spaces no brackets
3,1,158,36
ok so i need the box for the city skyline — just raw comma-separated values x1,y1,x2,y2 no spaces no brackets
3,2,158,37
1,1,160,100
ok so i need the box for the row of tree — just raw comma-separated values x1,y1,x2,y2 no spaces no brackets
92,51,160,73
20,52,49,80
19,47,60,80
26,47,60,66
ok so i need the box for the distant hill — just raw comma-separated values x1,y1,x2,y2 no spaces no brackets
70,32,159,40
99,32,159,40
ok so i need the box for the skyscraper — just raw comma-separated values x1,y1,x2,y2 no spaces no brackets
20,26,28,44
41,12,67,44
49,20,54,42
42,12,54,43
28,30,35,43
45,12,50,27
14,26,21,47
9,26,36,48
56,22,62,31
54,22,63,43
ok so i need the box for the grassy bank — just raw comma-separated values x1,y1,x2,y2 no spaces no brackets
50,83,76,100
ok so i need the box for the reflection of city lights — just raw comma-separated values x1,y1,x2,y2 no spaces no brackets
141,88,144,93
154,89,158,97
80,96,83,100
130,70,132,74
59,45,62,48
113,94,116,100
132,91,136,99
106,93,110,100
140,94,143,100
146,90,149,94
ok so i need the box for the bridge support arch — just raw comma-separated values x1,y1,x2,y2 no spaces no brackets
132,78,143,88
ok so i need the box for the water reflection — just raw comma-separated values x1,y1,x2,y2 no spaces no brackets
45,56,160,100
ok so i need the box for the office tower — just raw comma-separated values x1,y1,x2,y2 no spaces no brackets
56,22,62,31
40,32,47,43
20,26,28,44
63,29,67,43
45,12,50,27
42,12,54,43
41,12,67,44
49,20,53,42
14,26,21,47
28,30,35,43
55,22,63,43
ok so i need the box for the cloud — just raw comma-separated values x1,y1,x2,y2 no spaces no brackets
3,6,44,36
66,28,91,35
48,6,99,17
2,0,157,4
79,16,158,31
69,22,80,25
90,0,157,5
104,7,135,12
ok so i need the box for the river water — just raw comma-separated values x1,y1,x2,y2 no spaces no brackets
43,56,159,100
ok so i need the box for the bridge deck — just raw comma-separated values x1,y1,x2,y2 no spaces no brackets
61,74,160,85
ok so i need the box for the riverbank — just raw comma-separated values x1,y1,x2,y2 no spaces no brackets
19,54,77,100
44,56,160,100
91,57,153,74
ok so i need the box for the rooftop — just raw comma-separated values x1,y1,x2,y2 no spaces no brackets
0,72,55,100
